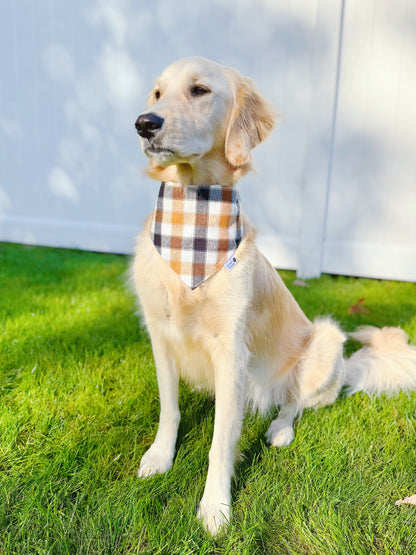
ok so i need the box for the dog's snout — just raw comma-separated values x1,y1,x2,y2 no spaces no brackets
135,113,164,139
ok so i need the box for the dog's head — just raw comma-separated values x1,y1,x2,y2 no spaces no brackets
135,57,276,184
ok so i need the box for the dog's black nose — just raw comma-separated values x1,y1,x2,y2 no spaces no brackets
135,113,164,139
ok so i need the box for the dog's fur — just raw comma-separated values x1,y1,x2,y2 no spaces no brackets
132,56,416,535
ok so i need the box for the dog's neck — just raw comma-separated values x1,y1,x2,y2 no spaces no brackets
146,150,251,187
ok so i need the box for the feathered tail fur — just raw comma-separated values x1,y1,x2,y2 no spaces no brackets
344,326,416,395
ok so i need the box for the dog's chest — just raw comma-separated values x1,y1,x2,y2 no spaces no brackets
160,294,221,390
135,259,220,389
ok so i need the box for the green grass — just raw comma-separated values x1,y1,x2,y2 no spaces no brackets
0,241,415,554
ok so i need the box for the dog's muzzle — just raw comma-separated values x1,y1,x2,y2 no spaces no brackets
135,113,164,140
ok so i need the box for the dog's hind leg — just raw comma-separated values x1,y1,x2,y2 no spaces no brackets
138,337,180,478
266,403,298,447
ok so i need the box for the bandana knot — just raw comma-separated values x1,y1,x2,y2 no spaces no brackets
150,182,243,289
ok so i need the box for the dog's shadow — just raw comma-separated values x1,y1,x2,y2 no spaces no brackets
175,385,215,449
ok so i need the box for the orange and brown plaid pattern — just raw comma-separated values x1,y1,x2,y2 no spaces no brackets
150,182,243,289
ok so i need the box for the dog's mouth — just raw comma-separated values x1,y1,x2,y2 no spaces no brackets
145,144,175,155
143,142,178,165
141,135,204,165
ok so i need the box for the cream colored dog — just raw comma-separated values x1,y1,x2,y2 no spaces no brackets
132,56,416,535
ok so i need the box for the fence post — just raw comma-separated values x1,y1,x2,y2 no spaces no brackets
297,0,345,279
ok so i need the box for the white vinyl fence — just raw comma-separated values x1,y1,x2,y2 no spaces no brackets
1,0,415,281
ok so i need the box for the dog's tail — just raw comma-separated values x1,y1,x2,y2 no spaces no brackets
344,326,416,395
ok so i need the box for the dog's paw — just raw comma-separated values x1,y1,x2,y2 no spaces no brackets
197,494,230,536
266,421,294,448
137,444,173,478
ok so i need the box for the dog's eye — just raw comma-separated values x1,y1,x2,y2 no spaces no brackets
190,85,211,97
154,90,161,100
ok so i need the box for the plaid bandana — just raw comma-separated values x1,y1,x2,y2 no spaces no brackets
150,182,243,289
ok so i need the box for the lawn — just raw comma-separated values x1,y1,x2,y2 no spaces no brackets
0,242,415,554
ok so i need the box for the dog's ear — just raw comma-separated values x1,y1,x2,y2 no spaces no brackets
225,77,276,168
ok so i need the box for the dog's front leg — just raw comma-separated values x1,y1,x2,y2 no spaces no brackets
197,342,248,536
138,337,180,477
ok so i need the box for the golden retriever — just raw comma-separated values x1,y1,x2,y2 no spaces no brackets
132,56,416,535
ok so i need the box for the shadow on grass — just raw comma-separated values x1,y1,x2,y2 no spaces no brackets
0,242,128,280
0,242,132,323
2,309,146,369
